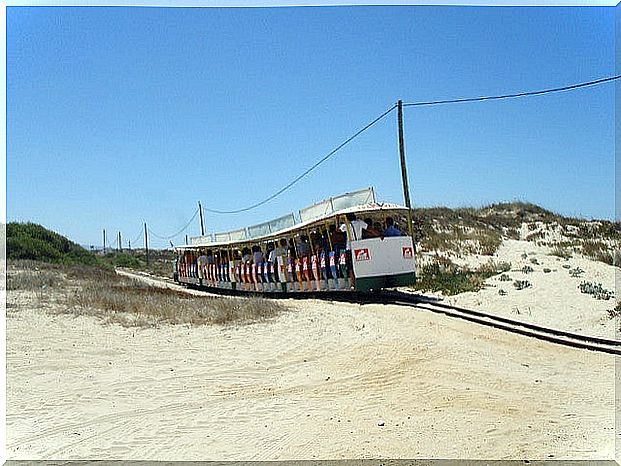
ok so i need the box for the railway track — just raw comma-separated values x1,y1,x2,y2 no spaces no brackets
121,271,620,356
376,290,621,356
182,282,621,356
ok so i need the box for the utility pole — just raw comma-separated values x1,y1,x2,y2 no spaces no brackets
397,100,415,242
144,222,149,266
198,201,205,236
118,232,122,252
103,229,106,254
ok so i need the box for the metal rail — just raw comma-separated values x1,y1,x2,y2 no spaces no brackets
177,279,620,356
380,292,621,356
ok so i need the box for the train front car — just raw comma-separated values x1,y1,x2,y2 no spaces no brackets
349,234,416,291
173,188,416,293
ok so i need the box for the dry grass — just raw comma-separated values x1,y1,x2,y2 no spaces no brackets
8,260,287,328
550,246,572,260
581,240,618,266
63,276,286,327
7,268,65,291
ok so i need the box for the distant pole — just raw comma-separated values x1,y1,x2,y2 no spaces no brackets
144,222,149,266
103,229,106,254
185,234,188,245
128,239,131,251
118,232,122,252
397,100,415,242
198,201,205,236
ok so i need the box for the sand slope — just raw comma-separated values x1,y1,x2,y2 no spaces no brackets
445,239,618,340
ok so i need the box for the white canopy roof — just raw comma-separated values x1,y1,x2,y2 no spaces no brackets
176,201,409,250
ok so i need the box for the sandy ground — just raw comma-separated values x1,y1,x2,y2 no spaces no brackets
436,239,618,340
6,277,617,460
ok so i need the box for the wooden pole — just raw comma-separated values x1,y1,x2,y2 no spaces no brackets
397,100,414,241
118,232,122,252
198,201,205,236
144,222,149,266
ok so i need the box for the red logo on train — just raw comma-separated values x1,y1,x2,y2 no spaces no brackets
402,247,413,259
354,248,370,261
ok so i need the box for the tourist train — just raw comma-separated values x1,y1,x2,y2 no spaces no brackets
174,188,416,293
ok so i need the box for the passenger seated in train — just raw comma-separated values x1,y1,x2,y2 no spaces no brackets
362,217,381,239
242,247,251,263
288,238,298,259
329,224,346,253
297,235,311,257
252,244,264,264
197,250,207,280
317,229,329,252
272,238,289,283
384,216,402,237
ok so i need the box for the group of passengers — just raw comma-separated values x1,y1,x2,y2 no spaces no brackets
177,214,404,286
341,213,402,241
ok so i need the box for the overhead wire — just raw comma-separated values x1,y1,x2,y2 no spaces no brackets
402,74,621,107
131,226,144,245
199,74,619,216
147,207,200,241
201,104,398,214
119,73,619,244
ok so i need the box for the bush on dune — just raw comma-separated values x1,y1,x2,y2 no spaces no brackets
7,222,102,266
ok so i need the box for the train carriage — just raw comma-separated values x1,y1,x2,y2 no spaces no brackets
174,187,416,293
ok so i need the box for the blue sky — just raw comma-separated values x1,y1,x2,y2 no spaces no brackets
7,5,616,248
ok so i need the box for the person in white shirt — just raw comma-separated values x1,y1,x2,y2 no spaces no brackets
340,213,368,244
269,238,289,282
197,251,208,280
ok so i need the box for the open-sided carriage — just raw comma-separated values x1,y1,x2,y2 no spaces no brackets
174,188,416,293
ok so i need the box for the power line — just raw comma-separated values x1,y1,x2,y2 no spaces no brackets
202,104,398,215
200,75,618,216
403,74,620,108
148,208,200,240
131,226,144,245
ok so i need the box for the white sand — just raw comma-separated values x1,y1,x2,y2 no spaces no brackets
6,280,616,460
443,239,618,340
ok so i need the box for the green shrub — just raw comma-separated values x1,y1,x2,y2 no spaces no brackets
414,260,494,296
7,222,100,266
568,267,585,278
606,302,621,319
112,253,143,268
513,280,532,290
578,281,613,300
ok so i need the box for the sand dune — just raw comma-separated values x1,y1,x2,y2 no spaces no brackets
443,239,617,340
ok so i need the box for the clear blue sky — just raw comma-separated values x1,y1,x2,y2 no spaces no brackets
7,5,616,248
